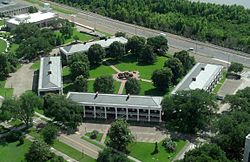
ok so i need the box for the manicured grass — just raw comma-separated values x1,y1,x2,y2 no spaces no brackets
0,140,31,162
0,38,7,53
96,29,113,37
30,60,40,70
85,132,103,142
139,81,167,96
212,70,227,94
89,64,116,78
81,136,105,149
53,140,96,162
128,140,187,162
87,80,121,94
0,80,13,98
108,55,167,80
9,119,23,127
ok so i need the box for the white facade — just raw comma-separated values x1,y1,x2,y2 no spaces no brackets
244,134,250,162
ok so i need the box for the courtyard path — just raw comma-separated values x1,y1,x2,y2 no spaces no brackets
100,125,110,144
141,78,152,83
118,81,126,94
5,63,34,97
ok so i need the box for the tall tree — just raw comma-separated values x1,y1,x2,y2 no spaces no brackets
70,61,90,79
43,94,83,130
42,123,59,145
109,41,126,61
25,140,51,162
126,36,146,56
228,62,244,73
107,119,134,152
0,53,11,79
88,44,106,65
162,89,217,134
125,78,140,95
151,68,173,91
93,76,115,94
97,148,129,162
138,45,156,65
147,35,168,55
164,57,184,84
74,75,88,92
174,50,195,72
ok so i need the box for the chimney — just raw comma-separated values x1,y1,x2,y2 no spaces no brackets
48,61,52,64
126,94,130,101
192,77,196,81
201,67,205,71
48,71,52,75
94,92,99,99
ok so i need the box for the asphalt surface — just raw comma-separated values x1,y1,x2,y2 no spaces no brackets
36,0,250,67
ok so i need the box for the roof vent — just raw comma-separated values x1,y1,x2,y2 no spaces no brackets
201,67,205,71
48,61,52,64
105,38,107,41
192,77,196,81
94,92,99,99
83,42,86,45
48,71,52,75
126,94,130,101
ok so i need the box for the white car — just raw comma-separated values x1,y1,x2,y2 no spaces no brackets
187,47,194,51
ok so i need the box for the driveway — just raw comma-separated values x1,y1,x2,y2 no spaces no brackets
5,63,34,97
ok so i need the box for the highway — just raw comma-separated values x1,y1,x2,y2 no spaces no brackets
27,0,250,67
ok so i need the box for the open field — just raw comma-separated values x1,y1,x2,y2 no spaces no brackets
0,140,31,162
128,140,187,162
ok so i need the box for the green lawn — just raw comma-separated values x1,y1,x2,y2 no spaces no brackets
85,132,103,142
128,140,187,162
0,140,31,162
0,38,7,53
89,64,116,78
212,70,227,94
0,80,13,98
81,136,105,149
108,55,167,80
53,140,96,162
30,60,40,70
87,80,121,94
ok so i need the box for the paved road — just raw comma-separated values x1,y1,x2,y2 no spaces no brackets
36,0,250,67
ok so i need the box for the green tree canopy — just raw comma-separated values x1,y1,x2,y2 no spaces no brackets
147,35,168,55
74,75,88,92
151,68,173,91
138,45,156,65
164,57,184,84
115,32,126,37
174,50,195,72
97,148,129,162
25,140,51,162
94,76,115,94
88,44,106,65
162,89,217,134
107,119,134,152
70,61,90,80
42,123,59,145
228,62,244,73
43,94,83,130
125,78,140,95
126,36,146,56
109,41,126,61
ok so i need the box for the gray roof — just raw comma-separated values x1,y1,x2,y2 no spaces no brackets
0,0,30,13
60,37,128,56
172,63,223,94
38,56,62,91
67,92,163,110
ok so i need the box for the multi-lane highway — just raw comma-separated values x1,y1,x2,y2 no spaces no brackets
27,0,250,66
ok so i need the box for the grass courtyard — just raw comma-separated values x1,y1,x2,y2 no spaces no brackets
0,80,13,98
0,38,7,53
0,140,31,162
128,140,187,162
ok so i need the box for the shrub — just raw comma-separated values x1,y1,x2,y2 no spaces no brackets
90,130,99,139
162,138,176,152
6,130,22,142
19,136,25,145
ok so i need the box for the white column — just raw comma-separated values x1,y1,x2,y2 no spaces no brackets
94,106,96,118
137,109,139,121
126,108,128,120
104,107,107,119
115,107,117,119
83,106,86,118
159,110,162,122
148,109,150,122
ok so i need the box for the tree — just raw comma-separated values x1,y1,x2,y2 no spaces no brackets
93,76,115,94
68,53,89,65
87,44,106,65
228,62,244,73
164,57,184,84
74,75,88,92
180,144,230,162
126,36,146,56
109,41,125,61
174,50,195,72
50,156,65,162
70,61,90,79
107,119,134,152
0,53,11,79
28,6,38,13
97,148,129,162
147,35,168,55
60,20,73,39
151,68,173,91
25,140,51,162
152,142,159,154
138,45,156,64
162,90,217,134
43,94,83,130
115,32,126,37
0,98,20,122
11,23,39,43
42,123,58,145
125,78,140,95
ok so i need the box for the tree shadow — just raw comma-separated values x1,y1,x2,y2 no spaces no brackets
145,88,167,96
105,54,137,66
32,70,39,93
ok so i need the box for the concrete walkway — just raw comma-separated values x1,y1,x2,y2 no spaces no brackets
5,63,34,97
100,126,110,144
172,142,196,161
141,79,152,83
118,81,126,94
